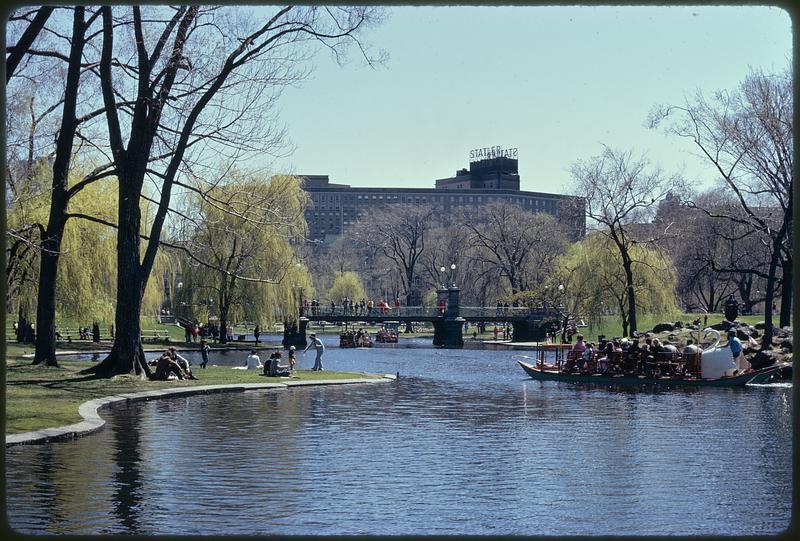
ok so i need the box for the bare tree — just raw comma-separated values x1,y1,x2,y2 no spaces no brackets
569,146,682,336
351,203,435,307
655,190,771,313
650,67,792,347
67,5,384,377
462,200,567,296
5,6,55,81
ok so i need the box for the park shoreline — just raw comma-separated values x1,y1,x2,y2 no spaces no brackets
5,374,397,447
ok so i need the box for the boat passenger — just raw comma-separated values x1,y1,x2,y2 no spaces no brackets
682,339,700,376
572,334,586,353
581,342,595,372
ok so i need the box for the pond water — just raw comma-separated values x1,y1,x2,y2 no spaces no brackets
5,340,793,536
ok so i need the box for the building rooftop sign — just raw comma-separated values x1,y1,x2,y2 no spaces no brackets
469,146,518,163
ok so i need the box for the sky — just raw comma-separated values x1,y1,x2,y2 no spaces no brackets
267,5,792,195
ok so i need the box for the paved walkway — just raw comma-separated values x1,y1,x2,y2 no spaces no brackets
5,375,397,447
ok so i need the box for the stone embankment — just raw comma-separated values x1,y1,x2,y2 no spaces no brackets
6,375,397,447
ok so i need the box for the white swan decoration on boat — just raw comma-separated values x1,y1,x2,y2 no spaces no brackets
699,328,740,379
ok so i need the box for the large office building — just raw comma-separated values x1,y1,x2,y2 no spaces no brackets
300,149,585,243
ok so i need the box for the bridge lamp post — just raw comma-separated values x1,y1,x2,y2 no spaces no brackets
439,266,447,289
450,263,457,288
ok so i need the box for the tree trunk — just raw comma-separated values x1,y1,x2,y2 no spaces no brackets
779,257,791,327
32,222,64,366
81,171,151,378
80,263,151,378
218,301,229,345
622,256,637,336
759,242,781,350
32,7,85,367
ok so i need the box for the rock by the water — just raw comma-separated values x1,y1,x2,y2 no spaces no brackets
780,338,792,352
652,322,675,333
751,350,781,370
710,320,734,331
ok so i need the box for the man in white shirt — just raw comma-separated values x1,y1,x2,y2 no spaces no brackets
246,350,262,370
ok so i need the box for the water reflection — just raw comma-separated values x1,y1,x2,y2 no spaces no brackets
110,409,144,534
5,345,793,536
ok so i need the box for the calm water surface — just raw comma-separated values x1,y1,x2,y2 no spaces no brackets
5,340,793,535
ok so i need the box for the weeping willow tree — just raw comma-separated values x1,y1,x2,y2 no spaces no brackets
5,165,169,357
175,173,312,343
6,160,51,324
557,233,679,337
327,272,366,305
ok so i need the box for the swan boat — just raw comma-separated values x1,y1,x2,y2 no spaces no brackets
517,328,783,387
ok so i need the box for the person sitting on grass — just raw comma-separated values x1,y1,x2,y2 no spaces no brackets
169,347,198,380
246,349,263,370
265,350,291,377
152,350,185,381
263,350,279,376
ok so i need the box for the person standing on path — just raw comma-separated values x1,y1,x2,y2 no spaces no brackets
304,332,325,371
200,339,210,369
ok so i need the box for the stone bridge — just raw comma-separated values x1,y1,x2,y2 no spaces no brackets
283,286,559,348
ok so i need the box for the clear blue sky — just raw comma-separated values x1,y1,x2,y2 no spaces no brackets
269,5,792,194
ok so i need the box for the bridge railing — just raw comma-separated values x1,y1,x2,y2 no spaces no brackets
459,306,547,318
303,306,445,318
302,305,552,319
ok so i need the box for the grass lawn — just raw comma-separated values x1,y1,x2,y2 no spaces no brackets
4,343,382,435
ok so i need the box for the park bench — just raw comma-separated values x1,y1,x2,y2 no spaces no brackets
55,328,97,341
141,329,171,342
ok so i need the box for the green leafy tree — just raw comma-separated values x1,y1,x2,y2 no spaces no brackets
327,272,366,304
173,174,312,343
650,67,792,347
557,234,679,337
